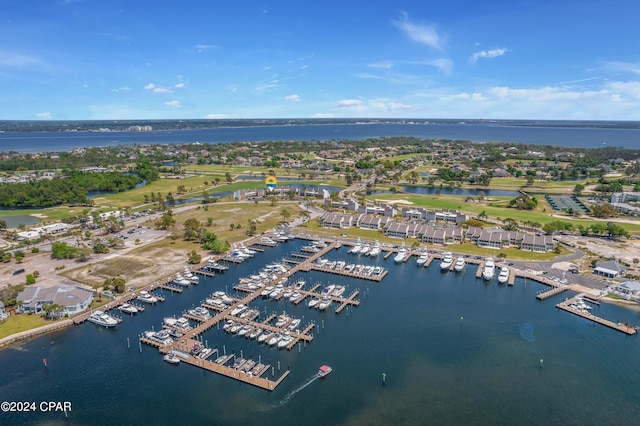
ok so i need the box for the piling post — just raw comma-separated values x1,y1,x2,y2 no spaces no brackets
127,338,130,349
139,340,142,353
539,359,544,369
223,345,226,355
278,361,281,371
382,373,386,384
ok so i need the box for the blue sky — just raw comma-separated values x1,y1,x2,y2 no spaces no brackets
2,0,640,120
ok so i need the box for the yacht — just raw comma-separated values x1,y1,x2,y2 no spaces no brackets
294,279,306,290
454,257,466,272
88,310,118,328
321,284,336,297
287,318,301,330
482,258,496,281
163,353,180,364
360,244,371,255
238,325,253,337
164,317,192,331
318,297,332,310
289,292,301,302
258,330,273,343
277,333,294,349
416,250,429,266
275,313,291,328
349,240,362,254
261,286,274,298
183,268,200,284
440,252,454,270
137,291,158,304
118,303,139,314
230,304,248,316
187,307,211,320
173,273,191,287
248,327,263,339
144,330,173,346
394,245,408,263
308,298,321,308
267,333,283,346
332,285,346,297
497,267,510,284
368,242,381,257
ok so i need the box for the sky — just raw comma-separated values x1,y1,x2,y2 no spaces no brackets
1,0,640,121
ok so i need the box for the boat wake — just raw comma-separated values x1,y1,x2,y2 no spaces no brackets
270,374,320,408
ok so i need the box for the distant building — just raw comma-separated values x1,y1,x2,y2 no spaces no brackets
16,222,70,241
593,260,626,279
17,286,94,316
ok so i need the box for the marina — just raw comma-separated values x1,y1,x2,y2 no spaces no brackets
6,234,640,425
556,296,638,335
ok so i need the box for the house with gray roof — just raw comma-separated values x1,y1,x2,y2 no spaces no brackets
594,260,626,279
17,286,94,316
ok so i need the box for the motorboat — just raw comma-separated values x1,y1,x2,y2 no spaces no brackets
287,318,301,331
269,288,283,299
163,353,180,364
416,251,429,265
394,245,407,263
349,240,362,254
248,327,262,339
144,330,173,345
230,304,248,316
332,285,346,297
267,333,283,346
173,273,191,287
360,244,371,255
454,257,466,272
277,333,294,349
223,320,235,331
137,291,158,304
318,297,332,310
164,316,192,331
238,325,253,336
118,303,139,314
318,365,332,377
275,313,291,328
183,268,200,284
321,285,336,297
308,298,321,308
289,292,301,302
482,258,496,281
440,252,454,270
261,286,274,297
187,306,211,320
88,310,118,328
497,267,510,284
257,330,273,343
368,242,381,257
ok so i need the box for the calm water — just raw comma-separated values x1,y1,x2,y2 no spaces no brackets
0,215,40,228
1,239,640,425
1,123,639,153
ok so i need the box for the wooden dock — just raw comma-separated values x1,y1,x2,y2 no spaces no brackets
160,283,183,293
180,354,290,391
556,297,638,335
335,290,360,314
475,261,485,278
195,270,215,278
309,264,387,282
507,270,515,286
423,256,435,268
536,286,568,300
384,251,394,259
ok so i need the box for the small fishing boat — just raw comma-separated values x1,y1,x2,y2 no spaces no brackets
318,365,332,377
163,353,180,364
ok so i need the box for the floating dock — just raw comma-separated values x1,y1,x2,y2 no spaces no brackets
556,296,638,335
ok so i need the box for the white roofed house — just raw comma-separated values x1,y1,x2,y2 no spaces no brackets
610,281,640,301
17,286,94,316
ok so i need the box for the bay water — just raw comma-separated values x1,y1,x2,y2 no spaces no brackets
1,238,639,425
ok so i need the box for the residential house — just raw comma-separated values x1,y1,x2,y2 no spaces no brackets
17,286,94,316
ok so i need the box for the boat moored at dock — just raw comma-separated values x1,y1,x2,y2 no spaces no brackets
482,258,496,281
454,257,466,272
440,252,453,270
497,267,510,284
88,310,119,328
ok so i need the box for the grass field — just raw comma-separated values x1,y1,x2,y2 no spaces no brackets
0,314,51,339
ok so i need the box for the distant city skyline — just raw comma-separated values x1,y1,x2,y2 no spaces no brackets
1,0,639,121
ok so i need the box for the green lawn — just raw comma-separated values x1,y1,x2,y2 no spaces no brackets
0,314,51,339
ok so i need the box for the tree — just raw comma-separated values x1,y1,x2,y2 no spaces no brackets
188,250,202,264
155,212,176,230
183,218,202,241
280,208,291,223
225,172,233,183
51,241,78,259
25,274,36,285
573,183,585,196
14,250,25,263
591,203,616,218
246,219,257,236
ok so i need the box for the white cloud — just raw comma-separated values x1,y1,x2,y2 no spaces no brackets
264,66,273,71
165,100,181,108
285,94,301,102
312,113,335,118
144,83,173,93
426,58,453,74
255,79,280,93
392,13,445,51
387,102,413,111
36,112,52,119
144,83,156,90
204,113,230,119
336,99,363,108
604,61,640,75
469,48,507,64
0,51,41,68
367,61,394,70
110,86,131,93
195,44,217,53
175,82,185,89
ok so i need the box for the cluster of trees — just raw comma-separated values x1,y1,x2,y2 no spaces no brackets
0,171,141,207
541,220,630,238
180,217,228,253
103,277,126,293
510,194,538,210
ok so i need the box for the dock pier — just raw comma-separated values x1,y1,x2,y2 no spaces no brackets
556,296,638,335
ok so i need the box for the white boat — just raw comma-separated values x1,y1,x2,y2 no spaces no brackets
275,313,291,328
289,292,301,302
394,245,407,263
321,284,336,297
137,291,158,304
349,240,362,254
268,333,283,346
248,327,262,339
269,288,283,299
173,273,191,287
163,353,180,364
360,244,371,255
118,303,138,314
308,298,320,308
144,330,173,345
287,318,301,330
277,333,293,349
183,268,200,284
238,325,253,336
368,242,381,257
230,304,248,316
318,297,332,310
416,251,429,265
88,310,118,328
261,286,274,297
294,279,306,290
497,267,510,284
187,307,211,320
440,252,454,270
482,258,496,281
258,330,272,343
332,285,346,297
454,257,466,272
